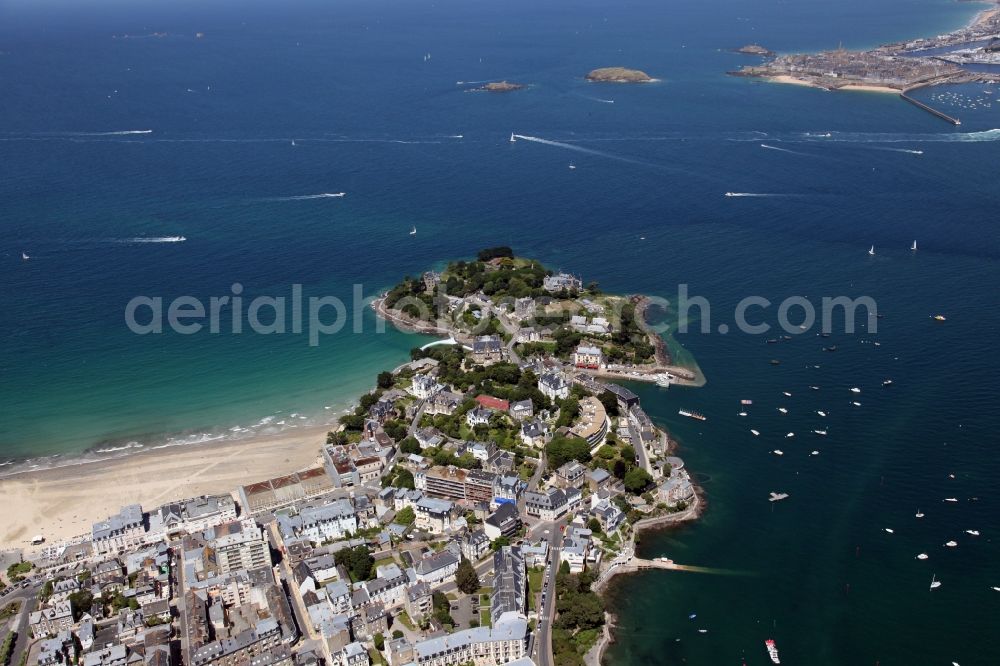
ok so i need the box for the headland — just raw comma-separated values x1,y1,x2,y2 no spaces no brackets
729,1,1000,101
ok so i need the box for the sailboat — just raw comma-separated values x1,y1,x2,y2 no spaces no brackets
21,251,30,261
911,240,917,251
868,245,875,256
409,226,417,236
291,140,296,146
930,574,941,590
509,132,516,143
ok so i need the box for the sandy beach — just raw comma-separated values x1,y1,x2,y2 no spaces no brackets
838,83,901,94
766,75,899,94
0,426,328,551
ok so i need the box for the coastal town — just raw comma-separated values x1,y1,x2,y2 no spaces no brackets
0,250,701,666
729,1,1000,107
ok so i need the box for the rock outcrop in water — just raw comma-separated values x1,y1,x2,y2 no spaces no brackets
471,80,525,92
585,67,653,83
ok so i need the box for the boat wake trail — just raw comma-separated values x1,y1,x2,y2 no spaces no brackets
513,134,653,167
69,130,153,136
264,192,346,201
115,236,186,243
760,143,811,156
800,128,1000,144
724,192,792,198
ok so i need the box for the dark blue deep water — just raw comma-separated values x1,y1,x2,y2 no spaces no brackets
1,0,999,662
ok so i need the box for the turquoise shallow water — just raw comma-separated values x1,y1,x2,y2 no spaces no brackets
1,0,1000,660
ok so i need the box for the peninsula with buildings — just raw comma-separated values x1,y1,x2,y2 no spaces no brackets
0,248,702,666
729,1,1000,118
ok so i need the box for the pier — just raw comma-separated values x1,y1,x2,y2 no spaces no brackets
899,92,961,125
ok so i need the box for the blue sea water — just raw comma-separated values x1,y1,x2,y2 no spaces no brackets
2,0,1000,660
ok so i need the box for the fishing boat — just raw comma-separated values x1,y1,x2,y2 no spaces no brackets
882,379,893,387
933,314,947,321
810,450,820,456
784,432,795,438
851,401,862,406
930,574,941,590
916,553,929,560
782,391,792,397
944,541,957,548
765,639,780,664
915,510,925,518
678,409,706,421
965,530,980,536
810,386,820,390
850,387,861,393
817,410,827,417
868,245,875,256
724,192,735,197
772,449,784,456
738,411,747,417
769,492,788,502
943,497,958,503
750,429,760,436
777,407,788,414
813,429,827,436
655,374,671,388
740,399,753,405
911,240,917,251
884,528,894,534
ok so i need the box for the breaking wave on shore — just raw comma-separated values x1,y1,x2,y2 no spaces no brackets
0,404,347,480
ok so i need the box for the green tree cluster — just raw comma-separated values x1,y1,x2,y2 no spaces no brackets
455,557,480,594
338,545,375,582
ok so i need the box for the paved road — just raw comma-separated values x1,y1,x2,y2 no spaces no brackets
1,579,42,665
525,517,566,666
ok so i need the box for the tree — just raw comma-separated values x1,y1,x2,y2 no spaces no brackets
373,632,385,651
394,506,416,526
377,371,394,389
611,458,629,479
490,536,511,552
586,517,603,534
456,557,480,594
477,246,514,262
545,435,591,470
597,390,620,417
624,467,654,494
326,430,349,446
338,545,374,582
392,467,415,490
399,437,421,455
383,420,408,442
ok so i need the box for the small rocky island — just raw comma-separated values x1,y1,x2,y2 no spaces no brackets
471,80,525,92
735,43,775,57
585,67,654,83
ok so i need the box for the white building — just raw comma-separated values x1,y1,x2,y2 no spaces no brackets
413,551,459,586
538,373,570,401
91,504,146,555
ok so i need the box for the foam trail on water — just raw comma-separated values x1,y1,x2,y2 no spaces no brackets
116,236,187,243
265,192,346,201
513,134,652,167
799,128,1000,144
69,130,153,136
724,192,790,197
760,143,810,156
